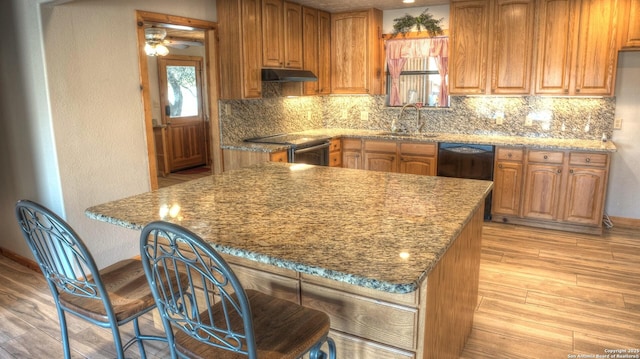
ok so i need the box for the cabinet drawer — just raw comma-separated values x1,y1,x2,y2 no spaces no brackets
569,152,608,167
342,138,362,150
301,282,418,351
527,150,564,164
330,138,341,152
324,330,415,359
496,147,523,161
364,140,397,153
399,142,436,156
330,151,342,167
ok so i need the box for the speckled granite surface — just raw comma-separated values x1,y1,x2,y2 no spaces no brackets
86,163,492,294
224,128,617,153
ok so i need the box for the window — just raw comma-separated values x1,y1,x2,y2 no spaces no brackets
385,37,449,108
386,57,445,107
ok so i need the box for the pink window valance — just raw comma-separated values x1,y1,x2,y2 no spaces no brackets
385,37,449,107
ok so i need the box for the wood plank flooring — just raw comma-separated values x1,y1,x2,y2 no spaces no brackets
0,223,638,358
157,168,212,188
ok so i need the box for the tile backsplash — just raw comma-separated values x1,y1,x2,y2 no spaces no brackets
219,83,615,143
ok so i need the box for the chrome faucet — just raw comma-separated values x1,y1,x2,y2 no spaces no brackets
394,103,422,134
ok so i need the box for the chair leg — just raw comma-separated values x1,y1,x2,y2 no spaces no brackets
56,306,71,359
309,336,336,359
133,318,147,359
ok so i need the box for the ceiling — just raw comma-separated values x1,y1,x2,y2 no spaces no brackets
295,0,448,12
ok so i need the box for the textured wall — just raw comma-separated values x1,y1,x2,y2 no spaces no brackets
220,88,615,143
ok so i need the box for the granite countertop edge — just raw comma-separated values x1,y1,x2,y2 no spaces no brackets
222,129,617,153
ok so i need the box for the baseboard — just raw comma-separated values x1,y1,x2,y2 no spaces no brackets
607,216,640,229
0,247,41,274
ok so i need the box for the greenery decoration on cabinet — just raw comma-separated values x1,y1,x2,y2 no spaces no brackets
391,9,444,38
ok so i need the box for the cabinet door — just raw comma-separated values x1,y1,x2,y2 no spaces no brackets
364,152,397,172
491,0,535,94
343,150,362,169
284,1,303,69
262,0,284,68
522,163,564,220
399,155,436,176
492,161,523,215
331,11,369,93
302,7,319,95
242,0,263,98
535,0,578,94
563,166,607,225
450,0,490,94
573,0,619,95
318,10,332,94
621,0,640,48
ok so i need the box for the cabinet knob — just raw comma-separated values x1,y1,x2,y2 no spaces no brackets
507,153,512,158
585,157,591,163
576,88,581,93
557,169,562,174
498,164,503,169
544,155,548,160
570,169,574,174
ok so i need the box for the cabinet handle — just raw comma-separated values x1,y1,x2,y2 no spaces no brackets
544,155,548,160
585,158,591,163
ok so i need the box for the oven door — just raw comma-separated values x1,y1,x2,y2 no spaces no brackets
292,142,330,166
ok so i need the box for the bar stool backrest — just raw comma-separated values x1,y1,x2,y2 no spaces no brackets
140,221,258,357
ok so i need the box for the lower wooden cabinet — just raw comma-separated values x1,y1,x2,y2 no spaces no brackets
342,138,363,169
361,140,437,175
364,140,397,172
492,147,610,234
329,138,342,167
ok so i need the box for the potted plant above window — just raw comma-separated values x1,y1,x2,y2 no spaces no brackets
391,9,444,38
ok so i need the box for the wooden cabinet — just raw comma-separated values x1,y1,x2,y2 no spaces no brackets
363,140,397,172
563,152,609,225
223,149,287,171
302,7,331,95
342,138,363,169
398,143,437,176
331,9,383,94
500,148,610,234
450,0,534,94
269,150,288,163
449,0,490,94
535,0,619,95
620,0,640,49
492,147,524,216
217,0,262,99
522,152,565,220
262,0,303,69
329,138,342,167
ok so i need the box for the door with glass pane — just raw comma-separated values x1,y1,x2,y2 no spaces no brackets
158,56,206,172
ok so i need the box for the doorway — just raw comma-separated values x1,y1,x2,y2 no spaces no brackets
135,11,221,190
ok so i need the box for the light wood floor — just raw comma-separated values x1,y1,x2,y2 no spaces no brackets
157,169,212,188
0,223,638,358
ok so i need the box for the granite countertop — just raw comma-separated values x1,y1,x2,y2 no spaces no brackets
223,128,617,153
86,163,492,294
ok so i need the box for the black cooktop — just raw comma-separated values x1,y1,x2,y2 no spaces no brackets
244,133,330,146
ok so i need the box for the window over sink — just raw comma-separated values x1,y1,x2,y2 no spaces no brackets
385,36,449,108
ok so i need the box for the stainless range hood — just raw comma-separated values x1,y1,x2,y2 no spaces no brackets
261,68,318,82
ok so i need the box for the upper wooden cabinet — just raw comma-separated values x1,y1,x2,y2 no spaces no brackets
262,0,303,69
620,0,640,49
331,9,384,94
217,0,263,99
450,0,534,95
535,0,619,96
449,0,490,94
302,7,331,95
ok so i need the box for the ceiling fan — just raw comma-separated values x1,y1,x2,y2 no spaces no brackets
144,27,204,56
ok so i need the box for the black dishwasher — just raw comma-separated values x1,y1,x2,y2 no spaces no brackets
437,143,494,220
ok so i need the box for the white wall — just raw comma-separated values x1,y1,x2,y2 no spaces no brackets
0,0,217,267
606,51,640,220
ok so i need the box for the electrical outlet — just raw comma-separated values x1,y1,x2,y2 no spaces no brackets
360,111,369,121
225,104,232,116
341,109,348,119
614,118,623,130
307,111,312,121
524,116,533,127
495,117,504,125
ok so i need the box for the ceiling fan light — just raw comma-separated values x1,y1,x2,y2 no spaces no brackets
144,42,156,56
155,44,169,56
403,0,415,3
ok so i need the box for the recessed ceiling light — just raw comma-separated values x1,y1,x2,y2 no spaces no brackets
403,0,416,3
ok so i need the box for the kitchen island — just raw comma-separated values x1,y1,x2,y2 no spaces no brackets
86,162,492,359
